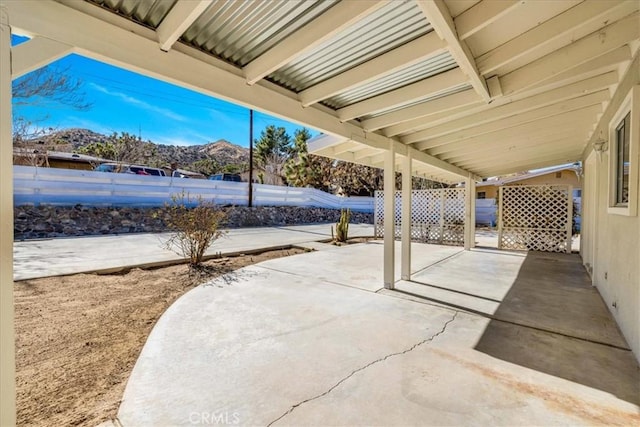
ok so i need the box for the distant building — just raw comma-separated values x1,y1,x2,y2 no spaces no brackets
13,148,107,171
475,164,581,200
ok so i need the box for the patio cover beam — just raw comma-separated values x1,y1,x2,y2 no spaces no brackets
528,45,631,92
336,67,467,121
389,70,618,139
11,36,73,79
454,0,523,41
416,0,491,102
499,12,639,95
405,71,618,146
471,151,584,176
156,0,212,52
242,0,387,85
476,0,631,75
433,117,595,158
298,32,447,107
5,0,476,184
361,89,480,132
447,132,591,165
417,92,608,150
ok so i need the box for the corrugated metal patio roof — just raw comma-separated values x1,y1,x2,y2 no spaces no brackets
26,0,640,183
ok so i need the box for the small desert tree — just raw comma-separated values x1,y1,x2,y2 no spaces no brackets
163,193,227,267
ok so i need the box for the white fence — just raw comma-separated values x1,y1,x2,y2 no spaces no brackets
374,188,466,246
498,184,572,253
475,196,580,230
13,166,374,212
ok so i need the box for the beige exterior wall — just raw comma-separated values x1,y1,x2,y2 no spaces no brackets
582,61,639,362
476,169,581,200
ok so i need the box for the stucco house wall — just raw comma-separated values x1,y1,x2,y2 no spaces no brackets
581,63,639,362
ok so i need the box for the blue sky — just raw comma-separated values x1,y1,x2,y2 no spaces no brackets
12,36,318,147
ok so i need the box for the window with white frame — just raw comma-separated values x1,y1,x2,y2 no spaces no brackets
614,112,630,206
608,85,639,217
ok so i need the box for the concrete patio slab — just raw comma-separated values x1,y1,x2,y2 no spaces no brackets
409,248,527,302
118,244,639,426
257,241,463,292
12,223,374,281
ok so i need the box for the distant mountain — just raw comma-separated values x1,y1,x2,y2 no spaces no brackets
30,128,249,171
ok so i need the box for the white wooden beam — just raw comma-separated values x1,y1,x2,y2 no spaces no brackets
458,147,585,170
382,102,485,137
298,32,447,107
332,141,362,155
307,134,349,152
528,45,631,91
442,141,589,173
0,6,16,427
417,90,608,149
476,0,623,75
500,12,639,95
361,89,480,131
243,0,387,85
486,75,502,98
409,145,481,181
390,71,618,138
354,147,382,160
404,71,618,145
416,0,491,102
11,36,73,79
337,67,467,121
445,130,591,164
467,149,584,174
156,0,212,52
429,108,598,156
451,133,587,162
454,0,523,41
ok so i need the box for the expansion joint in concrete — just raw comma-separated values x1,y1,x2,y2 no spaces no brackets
266,311,458,426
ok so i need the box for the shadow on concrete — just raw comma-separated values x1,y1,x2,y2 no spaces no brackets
474,251,640,405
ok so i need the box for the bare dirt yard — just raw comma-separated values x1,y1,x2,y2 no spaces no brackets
14,248,305,427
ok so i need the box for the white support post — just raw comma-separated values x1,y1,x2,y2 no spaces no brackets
497,187,504,249
0,6,16,426
464,175,476,250
401,152,412,280
567,185,573,254
383,142,396,289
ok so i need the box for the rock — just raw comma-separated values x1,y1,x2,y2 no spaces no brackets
13,205,373,240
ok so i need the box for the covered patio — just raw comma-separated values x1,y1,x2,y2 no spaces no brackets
116,242,639,426
1,1,639,424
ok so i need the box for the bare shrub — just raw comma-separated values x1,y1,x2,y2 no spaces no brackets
163,193,227,267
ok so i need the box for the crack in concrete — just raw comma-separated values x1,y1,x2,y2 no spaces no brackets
266,311,458,426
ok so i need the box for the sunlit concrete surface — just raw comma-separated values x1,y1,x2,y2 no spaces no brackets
475,228,581,252
118,243,639,427
12,223,374,281
258,241,462,292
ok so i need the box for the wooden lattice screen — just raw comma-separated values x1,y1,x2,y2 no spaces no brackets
498,184,573,253
374,188,466,246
